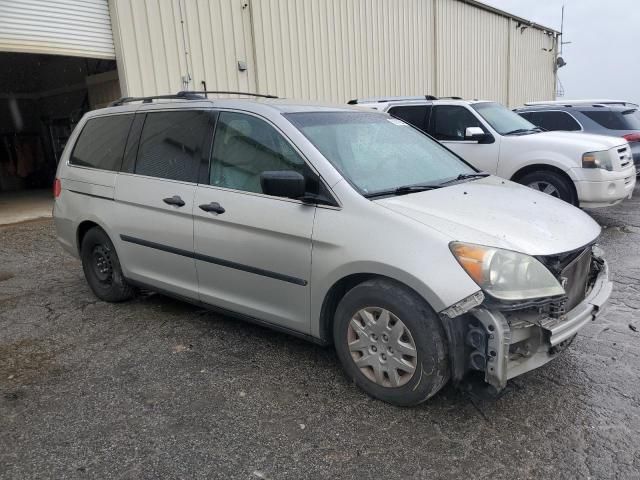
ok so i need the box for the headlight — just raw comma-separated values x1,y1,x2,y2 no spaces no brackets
582,150,612,171
450,242,565,301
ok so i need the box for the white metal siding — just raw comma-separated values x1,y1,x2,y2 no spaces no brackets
109,0,256,98
110,0,557,106
0,0,115,59
250,0,435,102
508,22,557,107
435,0,509,103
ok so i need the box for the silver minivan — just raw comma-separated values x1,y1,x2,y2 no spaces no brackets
53,93,612,406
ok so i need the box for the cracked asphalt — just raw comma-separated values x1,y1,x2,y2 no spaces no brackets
1,185,639,480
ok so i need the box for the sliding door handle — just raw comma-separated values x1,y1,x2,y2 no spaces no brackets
163,195,186,207
199,202,225,214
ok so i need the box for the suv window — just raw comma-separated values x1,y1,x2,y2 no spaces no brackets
210,112,307,194
135,110,210,182
581,109,640,130
519,111,582,131
388,105,431,132
429,105,483,141
70,114,133,171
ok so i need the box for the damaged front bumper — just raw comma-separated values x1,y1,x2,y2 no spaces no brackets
441,253,612,390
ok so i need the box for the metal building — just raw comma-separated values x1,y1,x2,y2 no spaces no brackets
0,0,558,196
109,0,559,107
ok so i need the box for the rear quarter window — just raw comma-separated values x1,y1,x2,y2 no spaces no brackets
70,114,133,171
581,110,640,130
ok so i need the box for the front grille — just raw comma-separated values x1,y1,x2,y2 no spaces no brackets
618,146,632,168
559,248,591,311
538,246,592,314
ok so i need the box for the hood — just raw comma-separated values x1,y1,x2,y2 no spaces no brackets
375,176,601,256
516,130,627,151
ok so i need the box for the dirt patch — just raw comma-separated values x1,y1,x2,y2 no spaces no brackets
0,271,14,282
0,338,58,385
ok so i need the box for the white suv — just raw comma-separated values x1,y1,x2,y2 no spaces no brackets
352,96,636,207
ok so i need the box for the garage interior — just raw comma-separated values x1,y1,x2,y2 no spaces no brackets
0,52,119,222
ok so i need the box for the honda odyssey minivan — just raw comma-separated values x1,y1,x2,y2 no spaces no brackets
53,92,612,406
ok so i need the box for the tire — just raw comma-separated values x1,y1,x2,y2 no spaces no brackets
518,170,577,206
80,226,135,302
333,278,449,407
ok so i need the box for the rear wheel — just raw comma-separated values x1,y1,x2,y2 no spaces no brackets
519,170,577,205
333,279,449,406
80,227,135,302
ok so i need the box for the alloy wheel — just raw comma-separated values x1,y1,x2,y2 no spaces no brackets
527,180,560,197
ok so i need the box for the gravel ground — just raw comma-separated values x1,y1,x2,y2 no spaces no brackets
1,186,639,480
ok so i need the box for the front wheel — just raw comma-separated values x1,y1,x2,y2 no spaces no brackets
80,226,135,302
518,170,577,206
333,279,449,406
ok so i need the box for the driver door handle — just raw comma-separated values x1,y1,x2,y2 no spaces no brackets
199,202,225,214
163,195,185,207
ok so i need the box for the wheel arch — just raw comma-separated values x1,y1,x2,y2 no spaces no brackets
76,219,111,255
318,273,437,345
510,163,578,204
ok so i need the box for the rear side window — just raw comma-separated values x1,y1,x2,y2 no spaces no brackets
70,115,132,171
519,111,582,131
388,105,431,132
581,110,640,130
135,110,210,182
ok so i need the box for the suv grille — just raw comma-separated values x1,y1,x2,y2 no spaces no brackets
618,146,632,168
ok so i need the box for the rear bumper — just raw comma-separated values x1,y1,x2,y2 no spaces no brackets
469,257,611,389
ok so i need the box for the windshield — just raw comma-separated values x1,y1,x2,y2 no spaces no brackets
473,102,538,135
285,111,475,196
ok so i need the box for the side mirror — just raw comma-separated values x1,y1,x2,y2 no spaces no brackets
465,126,486,141
260,171,306,199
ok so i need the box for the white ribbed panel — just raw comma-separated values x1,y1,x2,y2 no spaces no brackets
0,0,115,59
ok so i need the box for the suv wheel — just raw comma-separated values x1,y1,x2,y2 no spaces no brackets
333,279,449,406
80,227,135,302
519,170,577,205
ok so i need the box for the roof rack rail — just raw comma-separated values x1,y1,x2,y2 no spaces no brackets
347,95,438,105
179,90,279,99
109,91,205,107
109,90,279,107
439,96,463,100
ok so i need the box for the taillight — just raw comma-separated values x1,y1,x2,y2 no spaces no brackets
623,132,640,142
53,178,61,198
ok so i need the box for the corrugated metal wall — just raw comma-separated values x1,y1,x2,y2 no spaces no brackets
508,21,557,107
110,0,557,106
109,0,256,98
434,0,510,102
250,0,435,101
0,0,115,59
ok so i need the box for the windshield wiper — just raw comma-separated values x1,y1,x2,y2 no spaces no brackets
504,128,539,135
364,184,441,199
438,172,490,186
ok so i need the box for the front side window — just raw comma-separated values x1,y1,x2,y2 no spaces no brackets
581,109,640,130
473,102,537,135
286,111,474,196
135,110,210,182
388,105,431,132
70,114,133,171
210,112,307,194
519,111,581,131
429,106,484,141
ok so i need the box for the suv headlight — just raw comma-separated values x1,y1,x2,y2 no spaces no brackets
450,242,565,301
582,150,612,171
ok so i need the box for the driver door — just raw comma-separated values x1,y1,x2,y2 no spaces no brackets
427,105,500,174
